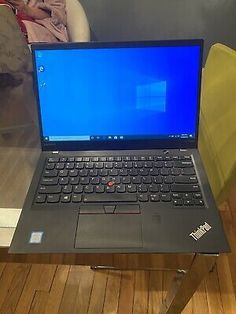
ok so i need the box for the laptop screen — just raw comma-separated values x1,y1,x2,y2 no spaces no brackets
33,40,203,150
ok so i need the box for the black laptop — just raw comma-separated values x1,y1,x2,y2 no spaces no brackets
10,40,229,254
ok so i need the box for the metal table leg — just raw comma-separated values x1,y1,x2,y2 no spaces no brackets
159,253,218,314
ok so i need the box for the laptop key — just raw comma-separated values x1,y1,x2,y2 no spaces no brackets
193,193,202,199
194,199,204,206
41,177,58,185
43,169,58,177
84,185,94,193
173,199,183,206
60,157,67,162
62,185,72,194
95,185,105,193
116,184,126,193
39,185,61,194
65,162,74,169
69,169,78,177
79,206,104,214
175,176,197,184
109,169,118,176
56,163,65,170
106,186,116,193
160,184,170,192
46,163,55,170
59,169,68,177
74,185,83,193
127,185,137,193
171,184,200,192
91,177,100,185
138,184,148,193
149,184,159,192
70,177,80,185
83,194,137,203
59,177,69,185
115,205,140,214
182,168,195,175
72,194,82,202
138,194,149,202
182,193,192,199
172,193,182,199
48,157,59,163
160,193,171,202
150,194,160,202
61,194,71,203
174,161,193,168
184,200,194,206
47,194,60,203
35,194,46,203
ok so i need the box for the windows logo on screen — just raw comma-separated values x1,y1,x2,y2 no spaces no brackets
136,81,166,112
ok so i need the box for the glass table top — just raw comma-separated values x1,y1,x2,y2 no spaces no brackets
0,73,40,210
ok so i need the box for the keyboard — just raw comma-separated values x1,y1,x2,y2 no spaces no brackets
34,154,204,207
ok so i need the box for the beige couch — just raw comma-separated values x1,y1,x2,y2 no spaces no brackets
66,0,90,42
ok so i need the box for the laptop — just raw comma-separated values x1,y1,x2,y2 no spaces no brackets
10,40,229,254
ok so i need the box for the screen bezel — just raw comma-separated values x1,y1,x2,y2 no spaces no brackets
32,39,203,152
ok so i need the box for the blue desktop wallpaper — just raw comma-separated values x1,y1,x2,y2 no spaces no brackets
35,45,201,140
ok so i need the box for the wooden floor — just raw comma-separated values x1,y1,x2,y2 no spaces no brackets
0,130,236,313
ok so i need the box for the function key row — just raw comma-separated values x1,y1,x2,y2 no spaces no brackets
46,160,194,171
48,155,192,163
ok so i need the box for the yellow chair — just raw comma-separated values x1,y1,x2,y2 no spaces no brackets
199,43,236,204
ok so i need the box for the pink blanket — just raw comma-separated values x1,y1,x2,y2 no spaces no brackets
0,0,68,43
25,0,68,42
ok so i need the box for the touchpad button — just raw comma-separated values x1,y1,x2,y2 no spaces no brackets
75,214,143,249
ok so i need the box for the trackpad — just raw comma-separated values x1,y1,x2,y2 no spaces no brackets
75,214,143,249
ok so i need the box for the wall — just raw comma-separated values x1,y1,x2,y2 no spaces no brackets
80,0,236,63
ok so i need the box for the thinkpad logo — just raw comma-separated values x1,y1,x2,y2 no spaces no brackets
189,222,212,241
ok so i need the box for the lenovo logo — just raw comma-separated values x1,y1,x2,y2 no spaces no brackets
189,222,212,241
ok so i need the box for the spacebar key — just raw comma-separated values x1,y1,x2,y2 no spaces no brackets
83,194,137,203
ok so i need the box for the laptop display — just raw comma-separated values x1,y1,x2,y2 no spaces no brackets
33,42,202,148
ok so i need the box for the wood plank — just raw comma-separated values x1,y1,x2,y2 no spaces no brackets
117,271,135,314
181,298,193,314
29,291,49,314
103,270,121,314
192,280,209,314
217,254,236,314
148,271,163,314
0,263,6,278
44,265,70,314
58,265,84,314
14,264,57,314
220,204,236,296
87,269,108,314
0,263,28,309
72,266,95,314
162,271,175,300
133,270,150,314
0,263,31,313
205,266,224,314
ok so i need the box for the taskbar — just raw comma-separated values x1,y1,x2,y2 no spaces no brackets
43,133,195,142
